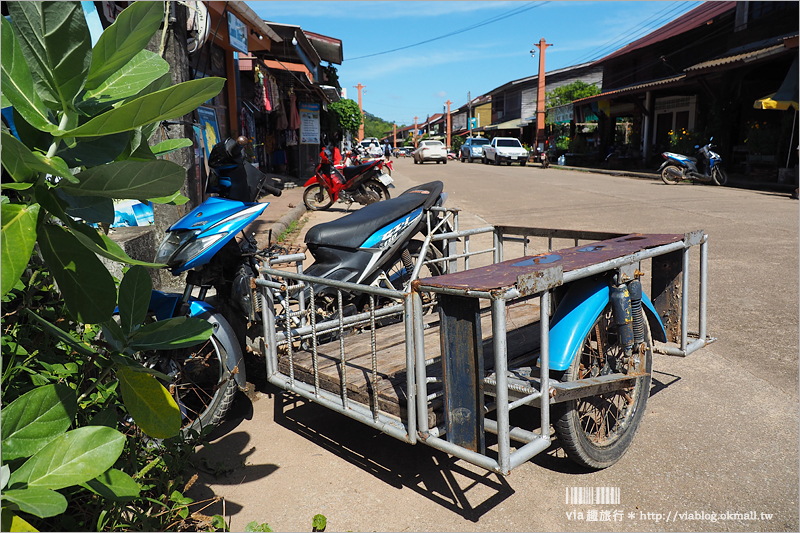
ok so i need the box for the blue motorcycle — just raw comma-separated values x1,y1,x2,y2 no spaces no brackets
658,137,728,186
149,138,449,435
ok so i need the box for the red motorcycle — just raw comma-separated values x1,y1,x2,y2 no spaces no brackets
303,146,394,211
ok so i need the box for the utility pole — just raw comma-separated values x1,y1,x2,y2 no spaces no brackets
446,100,452,149
414,116,418,147
354,83,365,141
393,123,397,151
532,38,552,158
468,91,472,138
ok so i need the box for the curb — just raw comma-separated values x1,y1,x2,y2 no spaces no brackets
268,202,307,243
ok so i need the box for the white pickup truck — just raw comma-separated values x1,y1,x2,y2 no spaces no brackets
482,137,529,166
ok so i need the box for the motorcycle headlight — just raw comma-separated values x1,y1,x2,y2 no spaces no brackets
154,231,196,264
171,233,228,265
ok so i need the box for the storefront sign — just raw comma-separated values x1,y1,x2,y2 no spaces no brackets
197,106,220,160
227,12,248,54
299,103,320,145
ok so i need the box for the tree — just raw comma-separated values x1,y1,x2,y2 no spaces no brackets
545,80,600,108
327,98,362,137
1,2,223,526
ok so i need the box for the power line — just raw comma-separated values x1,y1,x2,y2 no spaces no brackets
571,1,702,65
345,2,548,61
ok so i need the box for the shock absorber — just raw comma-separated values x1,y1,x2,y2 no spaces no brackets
401,248,415,276
628,278,645,350
610,284,634,359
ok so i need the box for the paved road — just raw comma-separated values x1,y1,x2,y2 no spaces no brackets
187,158,799,532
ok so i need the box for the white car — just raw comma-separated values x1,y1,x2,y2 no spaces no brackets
360,137,384,158
413,140,448,164
483,137,529,166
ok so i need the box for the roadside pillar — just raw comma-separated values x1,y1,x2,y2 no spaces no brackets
446,100,452,149
533,38,553,158
414,116,418,148
355,83,366,141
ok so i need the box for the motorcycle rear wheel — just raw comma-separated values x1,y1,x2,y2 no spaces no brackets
303,184,333,210
712,166,728,186
551,308,652,469
660,165,683,185
363,180,391,203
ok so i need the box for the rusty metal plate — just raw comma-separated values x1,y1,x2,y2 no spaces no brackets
418,233,685,293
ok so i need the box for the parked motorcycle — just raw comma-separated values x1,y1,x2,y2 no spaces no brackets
149,137,283,436
303,144,393,210
658,137,728,186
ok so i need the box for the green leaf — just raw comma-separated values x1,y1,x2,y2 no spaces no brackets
56,132,129,167
245,521,273,532
12,107,53,153
0,510,40,532
110,354,172,382
1,383,78,461
88,407,118,429
53,190,114,224
128,316,213,351
0,130,41,183
86,2,165,91
7,2,92,112
0,131,78,184
82,468,141,502
23,309,96,357
0,17,55,132
149,191,190,205
2,487,67,519
118,266,152,335
67,219,165,268
60,159,186,202
37,224,117,324
312,514,327,532
82,50,169,112
57,78,226,138
152,138,193,157
117,366,181,439
1,203,40,297
1,183,34,191
2,465,9,490
7,426,125,490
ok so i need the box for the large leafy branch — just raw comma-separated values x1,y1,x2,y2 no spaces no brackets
0,1,224,524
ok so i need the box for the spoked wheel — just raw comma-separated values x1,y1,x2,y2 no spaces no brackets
148,334,237,438
363,180,391,203
382,240,445,317
552,306,652,469
303,184,333,210
712,166,728,186
660,165,683,185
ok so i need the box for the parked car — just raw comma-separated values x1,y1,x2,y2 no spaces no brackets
413,140,448,164
459,136,490,163
482,137,529,166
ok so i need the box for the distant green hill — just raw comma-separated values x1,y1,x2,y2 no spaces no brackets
363,111,403,140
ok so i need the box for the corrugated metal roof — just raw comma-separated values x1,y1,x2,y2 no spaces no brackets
572,74,686,104
685,44,787,71
594,2,736,64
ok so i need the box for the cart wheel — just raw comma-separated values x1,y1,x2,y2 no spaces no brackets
551,307,652,469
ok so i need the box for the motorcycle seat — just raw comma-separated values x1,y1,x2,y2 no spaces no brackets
341,162,377,181
305,181,444,249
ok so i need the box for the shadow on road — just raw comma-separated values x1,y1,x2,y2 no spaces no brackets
272,391,515,522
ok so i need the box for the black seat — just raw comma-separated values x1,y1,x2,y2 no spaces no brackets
305,181,444,249
341,162,377,181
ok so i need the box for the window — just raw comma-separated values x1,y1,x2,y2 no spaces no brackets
497,139,522,148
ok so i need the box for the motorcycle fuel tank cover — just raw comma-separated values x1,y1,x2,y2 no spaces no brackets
169,197,268,235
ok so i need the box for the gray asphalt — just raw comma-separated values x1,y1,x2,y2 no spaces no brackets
187,158,799,532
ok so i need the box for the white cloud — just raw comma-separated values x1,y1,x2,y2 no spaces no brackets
434,91,446,98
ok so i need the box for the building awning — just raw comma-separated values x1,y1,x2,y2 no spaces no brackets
572,74,686,105
754,56,799,111
685,44,788,72
484,118,525,131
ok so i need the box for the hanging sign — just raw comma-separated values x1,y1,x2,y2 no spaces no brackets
299,103,320,145
227,12,248,54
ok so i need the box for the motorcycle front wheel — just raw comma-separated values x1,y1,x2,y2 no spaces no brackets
303,184,333,210
551,308,652,469
712,166,728,186
148,334,237,438
660,165,683,185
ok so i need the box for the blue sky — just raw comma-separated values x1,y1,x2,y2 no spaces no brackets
248,1,703,126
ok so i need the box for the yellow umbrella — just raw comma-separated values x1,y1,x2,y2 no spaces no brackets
753,57,798,111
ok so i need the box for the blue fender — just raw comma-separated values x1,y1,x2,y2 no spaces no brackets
548,278,666,372
149,291,246,390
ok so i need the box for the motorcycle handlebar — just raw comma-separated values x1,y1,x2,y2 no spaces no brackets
261,182,282,197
